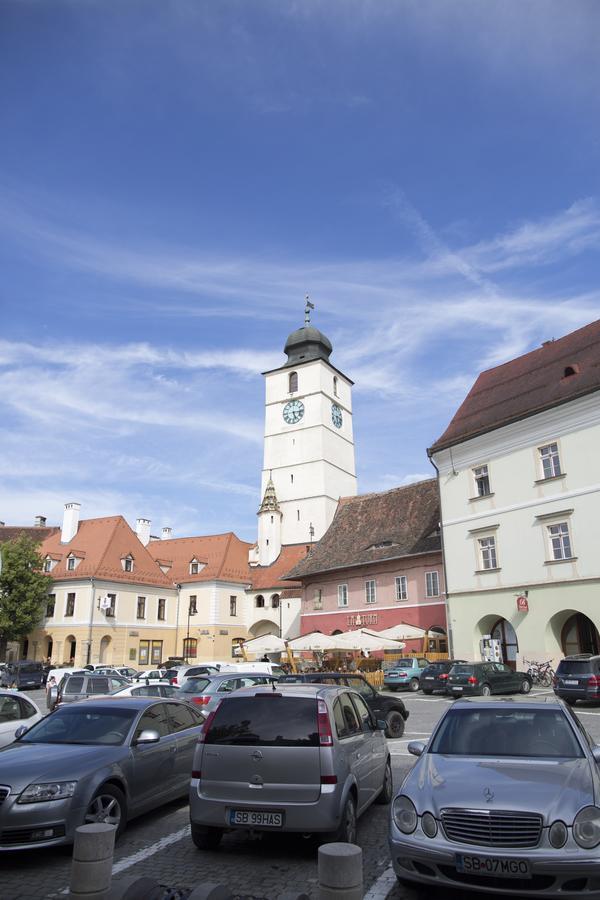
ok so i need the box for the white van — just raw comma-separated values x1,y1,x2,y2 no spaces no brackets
218,661,285,678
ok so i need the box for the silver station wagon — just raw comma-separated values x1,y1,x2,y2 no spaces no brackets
390,695,600,897
189,683,392,849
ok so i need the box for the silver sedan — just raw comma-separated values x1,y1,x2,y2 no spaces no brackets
0,696,204,851
390,695,600,897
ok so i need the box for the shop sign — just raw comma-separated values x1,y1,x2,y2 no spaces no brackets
516,595,529,613
347,613,378,627
128,631,139,637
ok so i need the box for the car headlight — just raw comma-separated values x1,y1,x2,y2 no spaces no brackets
573,807,600,849
18,781,77,804
421,811,438,838
393,795,417,834
548,820,568,848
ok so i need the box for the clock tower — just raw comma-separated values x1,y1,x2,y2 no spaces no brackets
257,311,357,552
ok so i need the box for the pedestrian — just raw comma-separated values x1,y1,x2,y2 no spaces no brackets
261,654,269,662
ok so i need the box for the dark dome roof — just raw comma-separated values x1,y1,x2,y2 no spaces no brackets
283,326,333,367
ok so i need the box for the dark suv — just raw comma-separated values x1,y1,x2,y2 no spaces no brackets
0,661,44,690
277,672,409,737
554,654,600,705
419,659,467,694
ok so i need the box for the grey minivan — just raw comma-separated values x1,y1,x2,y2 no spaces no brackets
189,683,392,849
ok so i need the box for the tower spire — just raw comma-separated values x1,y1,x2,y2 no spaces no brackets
304,294,315,326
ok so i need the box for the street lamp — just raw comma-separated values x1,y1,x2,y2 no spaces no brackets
185,598,197,662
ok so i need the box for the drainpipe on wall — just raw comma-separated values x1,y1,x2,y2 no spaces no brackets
427,449,454,658
174,584,181,658
87,577,96,665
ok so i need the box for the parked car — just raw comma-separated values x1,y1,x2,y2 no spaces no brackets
164,664,220,685
383,658,429,692
446,662,532,697
390,695,600,896
419,660,468,694
111,683,183,700
219,661,286,678
0,691,43,748
278,672,409,738
0,661,45,690
178,672,278,712
134,668,168,682
189,682,392,849
0,696,205,850
48,673,130,711
553,654,600,705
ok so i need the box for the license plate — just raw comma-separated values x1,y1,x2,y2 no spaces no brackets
564,680,578,686
424,676,434,680
452,686,463,691
229,809,283,827
456,854,531,879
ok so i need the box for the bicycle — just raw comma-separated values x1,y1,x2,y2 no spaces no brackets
523,658,555,687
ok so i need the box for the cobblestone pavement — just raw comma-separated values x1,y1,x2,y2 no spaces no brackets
3,687,598,900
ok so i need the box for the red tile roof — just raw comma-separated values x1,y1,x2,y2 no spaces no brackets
286,479,441,579
430,318,600,452
147,532,253,585
249,544,308,591
0,526,59,544
39,517,172,587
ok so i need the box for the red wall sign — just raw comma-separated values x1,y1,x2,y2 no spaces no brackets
516,595,529,613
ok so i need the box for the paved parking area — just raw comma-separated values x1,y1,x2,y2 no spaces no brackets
3,687,600,899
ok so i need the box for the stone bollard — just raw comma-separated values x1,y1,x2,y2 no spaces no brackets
318,842,363,900
68,823,117,900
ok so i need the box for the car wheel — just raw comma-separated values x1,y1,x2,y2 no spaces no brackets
84,784,126,838
520,679,531,694
409,679,420,692
330,794,357,844
191,824,223,850
375,759,393,805
480,684,492,697
385,710,405,739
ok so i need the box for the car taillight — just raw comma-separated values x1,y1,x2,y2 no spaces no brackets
439,673,449,680
317,699,333,746
467,676,478,684
192,770,201,779
192,696,211,705
321,775,337,784
589,675,600,689
197,702,220,743
173,677,178,685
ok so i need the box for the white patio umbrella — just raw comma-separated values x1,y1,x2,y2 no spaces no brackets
371,624,429,641
336,629,405,651
286,631,354,652
242,634,287,655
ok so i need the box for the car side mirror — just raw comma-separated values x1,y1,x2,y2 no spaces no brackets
14,725,28,740
592,746,600,765
408,740,426,757
47,685,58,711
134,729,161,745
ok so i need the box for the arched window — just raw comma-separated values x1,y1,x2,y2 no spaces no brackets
333,376,338,397
255,595,265,608
271,594,280,609
289,371,298,393
183,638,197,660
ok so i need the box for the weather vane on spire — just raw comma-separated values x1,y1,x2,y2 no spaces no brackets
304,294,315,326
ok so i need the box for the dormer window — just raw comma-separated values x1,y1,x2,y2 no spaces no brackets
189,558,202,575
67,556,77,571
122,555,134,573
289,371,298,393
43,556,55,573
563,364,579,378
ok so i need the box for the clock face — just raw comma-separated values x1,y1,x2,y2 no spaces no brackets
283,399,305,425
331,403,343,428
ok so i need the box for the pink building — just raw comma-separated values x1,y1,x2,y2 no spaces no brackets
285,479,447,653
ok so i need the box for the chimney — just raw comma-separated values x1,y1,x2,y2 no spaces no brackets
61,503,81,544
161,527,173,541
35,515,47,527
136,518,151,546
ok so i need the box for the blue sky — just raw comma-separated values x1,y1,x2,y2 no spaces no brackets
1,0,600,541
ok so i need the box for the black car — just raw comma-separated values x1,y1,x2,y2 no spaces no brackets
278,672,409,737
419,659,467,694
446,662,532,697
554,654,600,705
0,661,44,690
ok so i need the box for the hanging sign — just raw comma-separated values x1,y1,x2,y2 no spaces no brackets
516,595,529,613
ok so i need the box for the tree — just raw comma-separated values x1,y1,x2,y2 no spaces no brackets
0,533,52,661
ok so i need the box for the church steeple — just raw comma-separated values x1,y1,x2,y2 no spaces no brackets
256,473,282,566
257,474,280,514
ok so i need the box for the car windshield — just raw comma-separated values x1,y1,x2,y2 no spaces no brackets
179,678,210,693
19,706,137,745
392,659,414,667
430,708,584,758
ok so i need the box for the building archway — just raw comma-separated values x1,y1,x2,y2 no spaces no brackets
45,637,53,662
22,639,29,659
562,613,600,656
332,629,342,636
99,635,112,664
249,620,280,639
65,635,77,663
491,618,519,668
474,614,512,663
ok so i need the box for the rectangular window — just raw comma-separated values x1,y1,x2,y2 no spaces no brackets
478,536,497,570
151,640,163,664
67,557,76,571
548,522,573,560
137,596,146,619
44,558,52,573
313,589,322,610
189,595,197,615
540,442,561,479
183,637,197,659
395,576,408,601
190,561,199,575
46,594,56,617
337,584,348,607
124,557,133,572
158,598,166,621
365,580,376,604
473,464,491,497
139,640,149,666
426,571,440,598
65,592,75,617
105,593,116,617
230,596,237,616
